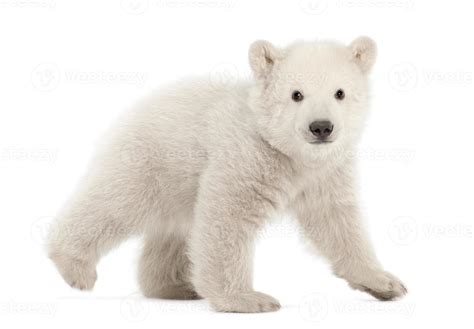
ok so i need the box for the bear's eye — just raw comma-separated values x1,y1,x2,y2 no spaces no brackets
292,90,304,102
335,89,345,100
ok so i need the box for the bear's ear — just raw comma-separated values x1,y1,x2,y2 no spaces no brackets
248,40,282,80
349,36,377,74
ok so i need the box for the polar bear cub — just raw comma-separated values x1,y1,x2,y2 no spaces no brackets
48,37,407,313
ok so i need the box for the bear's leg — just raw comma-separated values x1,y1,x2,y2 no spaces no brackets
188,188,281,313
138,229,201,300
293,182,407,301
47,170,156,290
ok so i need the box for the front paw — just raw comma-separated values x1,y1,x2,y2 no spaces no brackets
209,291,281,313
349,271,407,301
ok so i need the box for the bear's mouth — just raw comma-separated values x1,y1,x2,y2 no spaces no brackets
309,140,333,145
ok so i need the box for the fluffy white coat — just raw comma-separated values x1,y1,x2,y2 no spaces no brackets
48,36,407,313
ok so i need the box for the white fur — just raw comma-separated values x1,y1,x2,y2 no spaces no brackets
47,37,406,313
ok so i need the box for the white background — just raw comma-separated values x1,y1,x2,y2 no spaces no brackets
1,0,473,328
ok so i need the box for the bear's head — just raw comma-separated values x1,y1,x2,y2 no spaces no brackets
248,37,377,166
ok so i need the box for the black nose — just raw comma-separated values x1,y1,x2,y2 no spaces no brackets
309,120,334,139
